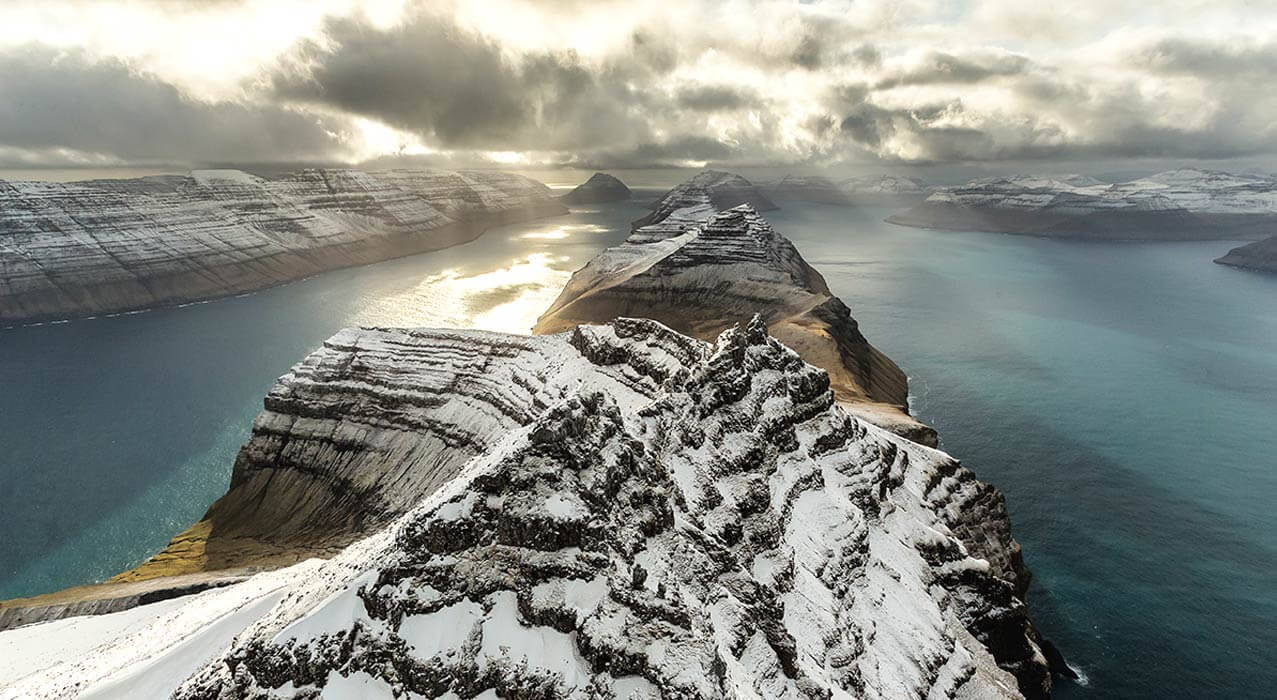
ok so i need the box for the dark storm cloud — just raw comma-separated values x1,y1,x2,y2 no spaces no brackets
270,10,658,152
0,46,347,165
676,85,759,112
873,51,1033,89
1130,37,1277,77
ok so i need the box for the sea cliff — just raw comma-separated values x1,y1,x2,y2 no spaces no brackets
0,168,567,324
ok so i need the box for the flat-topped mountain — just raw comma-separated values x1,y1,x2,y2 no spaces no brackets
1215,234,1277,273
559,172,632,204
631,169,777,236
0,168,566,324
6,319,1053,699
886,168,1277,239
758,174,853,204
841,174,932,197
758,174,932,206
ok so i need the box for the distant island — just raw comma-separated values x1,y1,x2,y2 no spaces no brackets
759,174,932,206
1216,235,1277,273
887,168,1277,241
558,171,632,204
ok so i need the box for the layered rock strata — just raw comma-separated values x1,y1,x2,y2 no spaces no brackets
537,191,932,445
631,170,777,235
0,168,567,324
887,169,1277,240
4,318,1049,698
559,172,633,204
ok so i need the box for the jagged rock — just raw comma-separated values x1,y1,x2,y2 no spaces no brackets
536,189,934,446
559,172,633,204
0,168,567,324
30,317,1040,699
631,170,777,236
886,168,1277,239
1215,234,1277,273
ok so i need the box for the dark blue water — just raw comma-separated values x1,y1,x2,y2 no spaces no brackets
2,189,1275,697
769,202,1277,698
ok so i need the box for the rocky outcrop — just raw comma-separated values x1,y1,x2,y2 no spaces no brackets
6,318,1043,699
559,172,633,204
1215,235,1277,273
886,169,1277,239
0,168,567,324
537,174,933,445
631,170,777,235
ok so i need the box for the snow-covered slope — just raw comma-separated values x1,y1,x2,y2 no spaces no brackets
840,175,933,205
537,190,932,445
886,168,1277,239
632,170,777,239
3,318,1053,698
0,169,566,323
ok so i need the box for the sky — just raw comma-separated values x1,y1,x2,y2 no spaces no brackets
1,0,1276,171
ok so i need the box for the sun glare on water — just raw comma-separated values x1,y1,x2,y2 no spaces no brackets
355,253,573,334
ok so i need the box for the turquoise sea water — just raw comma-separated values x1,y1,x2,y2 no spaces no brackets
1,188,1275,697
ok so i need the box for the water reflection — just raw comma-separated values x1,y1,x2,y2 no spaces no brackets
514,222,607,241
358,252,572,334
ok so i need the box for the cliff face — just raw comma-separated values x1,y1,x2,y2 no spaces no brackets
886,169,1277,240
758,174,933,206
631,169,777,235
1215,235,1277,273
537,176,933,445
559,172,632,204
102,318,1038,699
0,168,567,324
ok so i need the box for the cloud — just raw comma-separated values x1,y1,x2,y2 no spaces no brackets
872,50,1033,89
0,46,350,166
1128,37,1277,77
675,85,759,112
269,9,658,153
4,0,1277,167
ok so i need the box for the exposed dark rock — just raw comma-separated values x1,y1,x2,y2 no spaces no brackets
1215,234,1277,273
163,318,1048,699
536,175,934,446
558,172,632,204
630,169,776,233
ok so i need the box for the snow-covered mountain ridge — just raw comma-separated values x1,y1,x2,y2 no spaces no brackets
537,172,932,445
887,168,1277,239
4,318,1053,698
